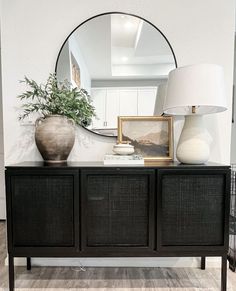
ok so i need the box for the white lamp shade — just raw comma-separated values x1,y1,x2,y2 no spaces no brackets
163,64,227,115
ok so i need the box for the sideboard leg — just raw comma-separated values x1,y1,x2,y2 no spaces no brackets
27,257,31,270
221,255,227,291
201,257,206,270
9,255,15,291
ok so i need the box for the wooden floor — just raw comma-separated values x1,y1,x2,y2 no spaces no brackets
0,222,236,290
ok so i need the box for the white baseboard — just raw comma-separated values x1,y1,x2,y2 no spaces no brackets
5,257,222,268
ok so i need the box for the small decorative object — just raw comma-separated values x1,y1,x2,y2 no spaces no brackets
104,154,144,165
113,142,134,155
118,116,173,162
18,74,96,163
164,64,227,164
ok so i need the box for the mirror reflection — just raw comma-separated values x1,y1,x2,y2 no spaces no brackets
56,13,177,136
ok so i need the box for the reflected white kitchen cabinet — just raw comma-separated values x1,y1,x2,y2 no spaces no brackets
138,88,157,115
91,88,106,128
119,89,138,116
106,90,120,128
91,89,119,129
91,87,157,129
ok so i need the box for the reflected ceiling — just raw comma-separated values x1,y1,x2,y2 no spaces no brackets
71,14,176,80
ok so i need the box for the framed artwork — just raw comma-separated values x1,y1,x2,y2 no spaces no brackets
71,53,81,88
118,116,173,161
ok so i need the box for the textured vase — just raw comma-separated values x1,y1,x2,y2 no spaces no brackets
35,115,75,163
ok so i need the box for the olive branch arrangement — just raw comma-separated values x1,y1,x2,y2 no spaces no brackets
18,73,96,127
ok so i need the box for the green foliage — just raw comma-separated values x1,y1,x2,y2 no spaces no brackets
18,73,96,126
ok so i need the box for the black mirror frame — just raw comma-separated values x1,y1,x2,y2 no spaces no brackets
55,11,178,138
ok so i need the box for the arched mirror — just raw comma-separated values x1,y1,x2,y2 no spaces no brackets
55,12,177,137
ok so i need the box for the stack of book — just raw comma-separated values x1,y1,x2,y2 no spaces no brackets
103,154,144,165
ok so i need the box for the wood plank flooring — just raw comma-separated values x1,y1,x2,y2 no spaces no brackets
0,222,236,290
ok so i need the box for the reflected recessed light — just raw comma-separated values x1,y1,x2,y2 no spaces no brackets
121,56,128,62
124,21,134,30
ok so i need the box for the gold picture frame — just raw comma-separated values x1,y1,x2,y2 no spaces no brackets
118,116,173,162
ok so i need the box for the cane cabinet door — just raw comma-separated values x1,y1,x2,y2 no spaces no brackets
157,169,230,251
7,169,79,250
81,169,155,255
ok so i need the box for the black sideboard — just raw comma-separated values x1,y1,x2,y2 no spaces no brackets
5,161,230,291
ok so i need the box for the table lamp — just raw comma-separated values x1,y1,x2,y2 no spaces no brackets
163,64,227,164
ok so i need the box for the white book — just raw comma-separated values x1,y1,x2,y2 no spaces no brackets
103,154,144,165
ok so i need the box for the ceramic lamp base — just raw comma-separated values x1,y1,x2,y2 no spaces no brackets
176,115,212,164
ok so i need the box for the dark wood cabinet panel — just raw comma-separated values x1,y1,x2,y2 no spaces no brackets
11,175,74,247
81,169,155,254
159,172,226,246
7,170,79,248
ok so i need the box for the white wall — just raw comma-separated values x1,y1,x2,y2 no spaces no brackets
1,0,235,266
231,35,236,163
0,11,5,219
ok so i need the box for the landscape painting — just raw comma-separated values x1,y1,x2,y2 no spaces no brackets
118,116,173,161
